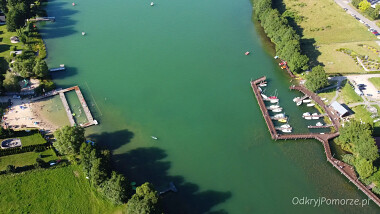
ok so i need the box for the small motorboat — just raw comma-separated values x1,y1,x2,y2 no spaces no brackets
272,108,282,112
82,32,86,36
306,103,315,107
151,2,154,6
321,97,327,101
267,105,280,110
270,99,279,103
261,94,268,100
303,112,310,117
258,87,262,92
293,97,300,102
304,116,312,120
245,51,250,55
281,128,292,133
274,56,279,59
303,99,311,103
72,2,76,6
316,122,324,126
274,113,285,118
278,118,287,123
151,136,158,140
259,83,267,87
312,113,319,120
296,101,302,106
281,124,291,128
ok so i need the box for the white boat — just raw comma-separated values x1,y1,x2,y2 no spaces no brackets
281,124,291,128
305,116,312,120
281,128,292,133
303,99,311,103
151,136,158,140
321,97,327,101
296,101,302,106
303,112,310,116
82,32,86,36
324,99,329,102
259,83,267,87
258,87,262,92
274,113,285,118
261,94,268,100
306,103,315,107
312,113,319,120
272,108,282,112
151,2,154,6
293,97,300,102
270,99,279,103
268,105,280,110
316,122,324,126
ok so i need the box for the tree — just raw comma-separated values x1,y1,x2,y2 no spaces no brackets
53,126,85,155
126,182,162,214
13,59,34,78
6,165,15,173
352,0,363,8
359,0,371,12
305,65,328,92
6,3,28,32
3,71,20,92
354,158,375,179
101,171,132,204
33,59,49,78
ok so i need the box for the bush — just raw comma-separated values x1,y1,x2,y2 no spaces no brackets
6,165,15,173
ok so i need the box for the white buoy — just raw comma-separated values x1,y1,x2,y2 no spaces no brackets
151,2,154,6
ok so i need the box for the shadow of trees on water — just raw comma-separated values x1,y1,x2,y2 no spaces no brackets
39,0,78,40
114,147,232,214
90,130,232,213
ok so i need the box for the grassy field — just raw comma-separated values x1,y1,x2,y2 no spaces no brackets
318,88,336,102
0,25,25,71
0,165,123,214
279,0,378,73
18,132,46,146
369,77,380,90
338,81,363,104
0,149,57,171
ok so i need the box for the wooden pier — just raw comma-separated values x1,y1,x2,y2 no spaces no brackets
308,124,333,129
59,92,75,126
27,17,55,22
251,76,380,207
31,86,98,128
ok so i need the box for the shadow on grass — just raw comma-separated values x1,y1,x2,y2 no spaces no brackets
113,147,232,214
272,0,322,67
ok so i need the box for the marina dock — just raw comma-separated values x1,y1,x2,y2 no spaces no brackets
251,76,380,207
308,124,333,129
59,92,75,126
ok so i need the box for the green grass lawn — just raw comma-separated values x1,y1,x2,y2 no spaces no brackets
0,149,57,171
338,81,363,104
18,132,46,146
0,25,25,70
280,0,378,74
318,88,336,103
0,165,123,214
369,77,380,90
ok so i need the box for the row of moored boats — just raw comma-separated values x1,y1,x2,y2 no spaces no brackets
259,82,292,133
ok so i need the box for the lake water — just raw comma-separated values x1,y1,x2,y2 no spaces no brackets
40,0,379,213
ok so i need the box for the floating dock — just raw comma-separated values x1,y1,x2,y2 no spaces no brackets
251,76,380,207
308,124,333,129
49,65,66,72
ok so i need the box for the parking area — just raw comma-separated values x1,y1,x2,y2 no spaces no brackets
346,74,380,100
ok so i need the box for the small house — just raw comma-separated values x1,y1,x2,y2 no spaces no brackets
330,101,349,117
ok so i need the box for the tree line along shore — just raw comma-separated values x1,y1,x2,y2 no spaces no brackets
0,1,163,213
252,0,380,199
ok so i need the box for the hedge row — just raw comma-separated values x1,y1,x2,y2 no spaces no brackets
0,143,50,157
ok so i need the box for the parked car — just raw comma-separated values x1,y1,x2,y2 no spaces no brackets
367,94,373,96
344,8,348,11
377,90,380,94
372,31,378,35
355,17,360,20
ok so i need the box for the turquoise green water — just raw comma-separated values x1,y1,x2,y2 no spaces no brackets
40,0,379,213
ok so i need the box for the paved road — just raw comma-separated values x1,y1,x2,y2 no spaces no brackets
334,0,380,33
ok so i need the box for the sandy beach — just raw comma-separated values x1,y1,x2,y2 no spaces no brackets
1,96,60,133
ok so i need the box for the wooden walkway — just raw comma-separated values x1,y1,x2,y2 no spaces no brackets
59,92,75,126
251,76,380,207
32,86,98,128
